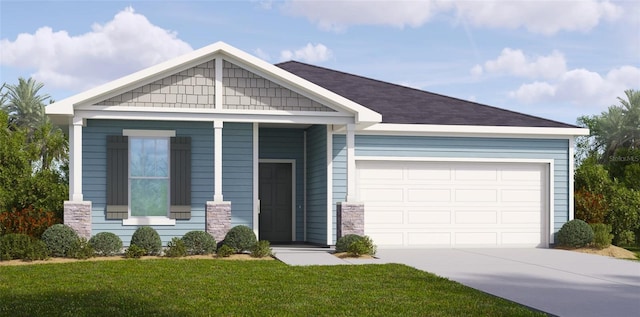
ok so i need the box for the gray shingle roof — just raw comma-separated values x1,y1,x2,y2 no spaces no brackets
276,61,577,128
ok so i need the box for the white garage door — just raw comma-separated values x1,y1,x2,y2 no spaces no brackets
357,160,547,248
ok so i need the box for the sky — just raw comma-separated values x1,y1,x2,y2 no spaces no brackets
1,0,639,126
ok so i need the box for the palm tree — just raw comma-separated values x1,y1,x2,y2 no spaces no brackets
2,77,50,133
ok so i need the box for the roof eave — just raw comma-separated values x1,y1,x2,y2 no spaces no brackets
360,123,590,137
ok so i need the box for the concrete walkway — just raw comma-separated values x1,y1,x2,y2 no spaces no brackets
274,246,640,317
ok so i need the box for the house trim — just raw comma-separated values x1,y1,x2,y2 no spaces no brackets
326,126,334,245
356,123,589,138
258,159,297,242
355,156,555,246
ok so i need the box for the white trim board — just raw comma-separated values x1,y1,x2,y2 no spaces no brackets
354,156,555,247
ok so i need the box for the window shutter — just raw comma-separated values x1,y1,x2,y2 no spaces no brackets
170,136,191,219
106,135,129,219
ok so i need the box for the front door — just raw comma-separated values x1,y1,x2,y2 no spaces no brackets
259,163,293,242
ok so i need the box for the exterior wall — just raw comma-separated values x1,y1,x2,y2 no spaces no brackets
84,119,214,246
332,134,346,244
96,61,215,109
305,125,328,244
336,135,570,233
222,122,254,228
259,128,305,240
222,61,334,112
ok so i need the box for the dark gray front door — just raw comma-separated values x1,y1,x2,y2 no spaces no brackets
259,163,293,242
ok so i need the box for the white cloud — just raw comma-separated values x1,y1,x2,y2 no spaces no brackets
281,0,440,31
254,48,271,61
280,43,333,63
511,66,640,109
0,6,192,91
453,0,622,35
474,48,567,79
281,0,621,35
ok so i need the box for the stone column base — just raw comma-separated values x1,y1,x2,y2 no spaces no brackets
206,201,231,243
337,202,365,238
64,201,92,239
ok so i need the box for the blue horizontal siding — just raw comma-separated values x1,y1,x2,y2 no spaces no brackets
223,123,254,228
305,125,327,244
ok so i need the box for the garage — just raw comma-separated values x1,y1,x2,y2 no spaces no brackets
356,160,548,248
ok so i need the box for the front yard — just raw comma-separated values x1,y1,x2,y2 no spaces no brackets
0,259,545,316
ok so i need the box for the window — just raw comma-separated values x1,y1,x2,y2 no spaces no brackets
129,137,169,217
106,130,191,225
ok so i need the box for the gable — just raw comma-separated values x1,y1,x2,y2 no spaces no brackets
91,59,335,113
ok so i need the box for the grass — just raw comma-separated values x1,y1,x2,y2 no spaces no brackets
624,245,640,260
0,259,545,317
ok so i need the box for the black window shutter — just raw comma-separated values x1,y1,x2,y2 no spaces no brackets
170,136,191,220
106,135,129,219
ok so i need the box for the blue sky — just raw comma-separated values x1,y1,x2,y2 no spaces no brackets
1,0,638,125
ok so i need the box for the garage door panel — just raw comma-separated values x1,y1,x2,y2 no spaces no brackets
408,210,451,224
358,160,547,248
455,189,498,202
408,189,451,202
455,211,497,224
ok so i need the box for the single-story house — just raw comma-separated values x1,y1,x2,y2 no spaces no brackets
46,42,589,248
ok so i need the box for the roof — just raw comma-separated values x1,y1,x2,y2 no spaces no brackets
276,61,578,128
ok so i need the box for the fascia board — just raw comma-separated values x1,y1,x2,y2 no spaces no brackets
358,123,590,137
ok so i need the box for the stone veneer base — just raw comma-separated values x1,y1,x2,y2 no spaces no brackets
63,201,92,239
206,201,231,243
336,202,365,239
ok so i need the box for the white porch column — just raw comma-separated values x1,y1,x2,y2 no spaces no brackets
69,116,84,201
345,123,356,202
214,121,224,202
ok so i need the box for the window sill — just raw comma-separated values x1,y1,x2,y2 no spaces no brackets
122,217,176,226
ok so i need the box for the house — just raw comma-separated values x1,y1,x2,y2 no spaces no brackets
46,42,589,248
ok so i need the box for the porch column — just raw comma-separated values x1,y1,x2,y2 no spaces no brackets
345,123,356,202
214,120,224,202
337,123,365,239
69,116,84,201
64,116,91,239
207,120,231,242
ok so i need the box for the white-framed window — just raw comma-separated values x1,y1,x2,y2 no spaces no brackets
122,129,176,226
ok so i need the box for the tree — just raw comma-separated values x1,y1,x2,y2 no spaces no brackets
2,78,51,134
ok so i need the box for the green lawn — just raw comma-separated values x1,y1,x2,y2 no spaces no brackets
0,259,545,317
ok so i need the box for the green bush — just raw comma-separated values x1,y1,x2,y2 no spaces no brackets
347,235,376,257
0,233,49,261
41,224,80,257
615,230,636,246
182,231,216,255
164,237,187,258
222,225,257,253
250,240,273,258
124,245,146,259
589,223,613,249
606,185,640,241
130,226,162,256
89,232,123,256
335,234,363,253
68,237,94,260
556,219,594,248
217,244,234,257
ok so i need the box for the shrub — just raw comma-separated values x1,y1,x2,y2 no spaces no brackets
217,244,234,257
182,231,216,255
89,232,123,256
251,240,273,258
0,233,49,261
589,223,613,249
556,219,594,248
335,234,363,253
222,225,257,253
68,238,94,260
575,190,609,224
41,224,80,257
606,185,640,241
124,245,146,259
130,226,162,256
347,235,376,257
615,230,636,246
0,206,60,238
164,237,187,258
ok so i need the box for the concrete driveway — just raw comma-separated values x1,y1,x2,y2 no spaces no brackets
375,248,640,317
